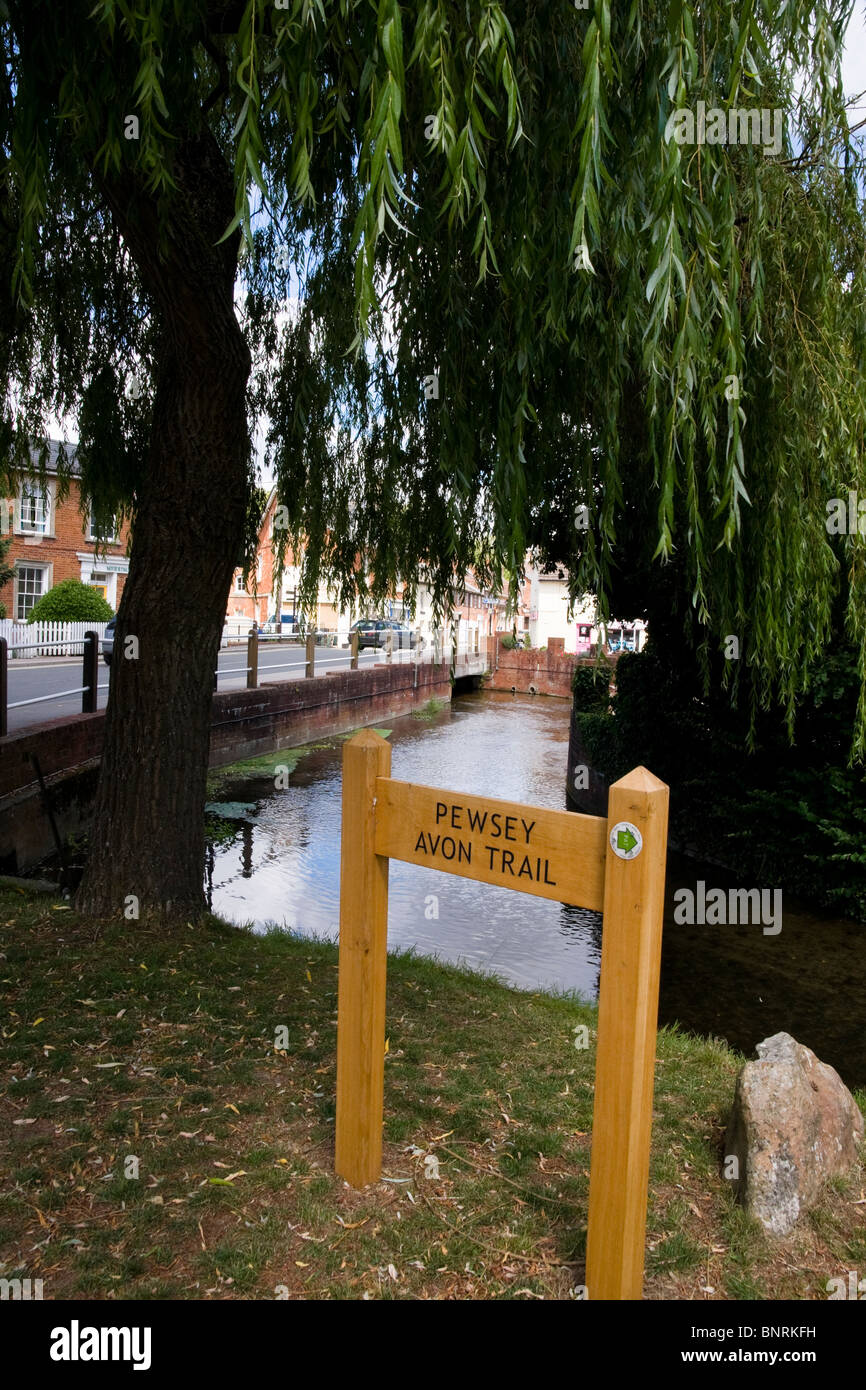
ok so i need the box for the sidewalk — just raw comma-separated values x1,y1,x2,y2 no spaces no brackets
7,656,83,669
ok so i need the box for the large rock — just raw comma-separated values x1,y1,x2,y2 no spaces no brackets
724,1032,864,1237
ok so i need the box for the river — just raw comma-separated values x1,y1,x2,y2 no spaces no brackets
207,690,866,1088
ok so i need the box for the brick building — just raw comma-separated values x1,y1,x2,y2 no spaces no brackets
226,490,299,630
451,569,512,642
0,442,131,619
227,490,516,642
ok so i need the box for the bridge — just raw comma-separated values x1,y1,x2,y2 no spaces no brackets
0,630,492,874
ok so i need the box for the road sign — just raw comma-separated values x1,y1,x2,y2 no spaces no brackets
335,730,669,1300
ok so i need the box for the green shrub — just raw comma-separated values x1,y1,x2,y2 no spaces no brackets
27,578,115,623
571,660,612,711
579,645,866,921
576,711,619,778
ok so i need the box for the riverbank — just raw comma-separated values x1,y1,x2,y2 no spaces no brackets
1,887,863,1300
201,702,866,1089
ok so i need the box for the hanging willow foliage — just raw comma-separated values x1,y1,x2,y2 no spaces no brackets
3,0,866,751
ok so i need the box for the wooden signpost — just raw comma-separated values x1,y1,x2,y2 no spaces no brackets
335,727,669,1299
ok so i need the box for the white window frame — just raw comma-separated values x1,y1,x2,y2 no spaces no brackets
88,504,118,544
14,561,52,619
16,481,52,537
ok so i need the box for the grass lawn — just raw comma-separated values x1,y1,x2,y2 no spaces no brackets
0,886,863,1301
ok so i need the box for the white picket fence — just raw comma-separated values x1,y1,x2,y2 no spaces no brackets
0,618,111,658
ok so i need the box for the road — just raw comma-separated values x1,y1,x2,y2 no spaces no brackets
4,641,394,734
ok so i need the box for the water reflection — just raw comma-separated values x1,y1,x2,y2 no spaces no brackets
207,690,866,1086
208,693,603,1000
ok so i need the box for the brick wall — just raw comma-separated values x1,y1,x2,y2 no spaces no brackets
486,635,579,698
226,493,300,628
0,658,452,872
1,476,131,618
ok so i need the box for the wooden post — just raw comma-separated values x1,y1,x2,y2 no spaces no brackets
385,629,393,664
586,766,669,1300
0,637,7,737
82,631,98,713
350,631,359,671
335,729,392,1187
305,632,316,679
247,629,258,688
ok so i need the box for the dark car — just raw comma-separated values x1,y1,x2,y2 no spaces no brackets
101,618,116,665
350,618,416,649
350,618,387,648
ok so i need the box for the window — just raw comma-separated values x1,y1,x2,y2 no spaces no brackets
88,506,117,543
235,574,245,593
16,564,49,619
19,483,49,535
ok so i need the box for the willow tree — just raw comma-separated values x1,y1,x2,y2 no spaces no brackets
1,1,863,921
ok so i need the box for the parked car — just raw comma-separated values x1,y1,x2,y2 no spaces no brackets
268,612,301,632
350,618,416,649
350,618,386,648
101,618,115,665
388,621,417,649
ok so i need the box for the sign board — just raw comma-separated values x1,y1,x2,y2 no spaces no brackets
335,728,669,1300
375,780,607,908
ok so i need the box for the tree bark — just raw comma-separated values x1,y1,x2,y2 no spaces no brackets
76,128,251,922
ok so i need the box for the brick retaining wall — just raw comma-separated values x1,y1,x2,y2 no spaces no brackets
0,659,451,872
486,635,578,698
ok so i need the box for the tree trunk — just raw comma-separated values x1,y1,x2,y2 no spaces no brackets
76,129,251,922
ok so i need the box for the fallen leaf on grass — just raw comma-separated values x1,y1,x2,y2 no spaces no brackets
335,1217,369,1230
